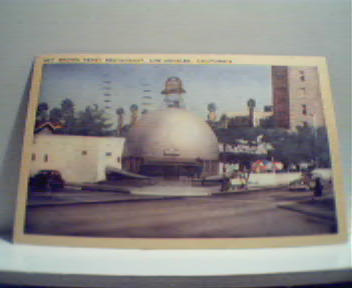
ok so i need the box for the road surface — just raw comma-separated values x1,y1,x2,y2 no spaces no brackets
25,186,337,238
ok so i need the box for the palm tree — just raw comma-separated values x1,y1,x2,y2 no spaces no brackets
247,98,256,127
116,107,125,136
129,104,139,126
207,102,217,122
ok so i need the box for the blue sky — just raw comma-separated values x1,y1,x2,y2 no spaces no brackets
40,63,272,126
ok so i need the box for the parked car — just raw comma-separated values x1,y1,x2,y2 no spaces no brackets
288,178,310,191
29,170,65,191
289,171,317,192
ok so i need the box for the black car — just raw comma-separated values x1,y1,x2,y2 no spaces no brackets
29,170,65,191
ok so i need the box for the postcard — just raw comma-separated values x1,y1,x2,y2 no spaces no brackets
13,54,347,248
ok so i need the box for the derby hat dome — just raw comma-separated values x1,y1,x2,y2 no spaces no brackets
126,109,219,162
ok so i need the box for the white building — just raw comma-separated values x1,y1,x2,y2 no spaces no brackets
126,108,219,177
30,134,125,183
219,141,273,155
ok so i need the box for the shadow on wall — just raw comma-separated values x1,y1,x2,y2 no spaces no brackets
0,64,33,235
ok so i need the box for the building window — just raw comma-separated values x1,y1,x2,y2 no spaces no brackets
105,152,112,156
303,121,308,128
302,104,307,115
276,96,286,104
31,153,36,161
275,74,285,79
44,154,48,162
264,105,273,112
275,87,287,96
299,70,305,81
117,157,121,163
82,150,87,156
298,88,306,97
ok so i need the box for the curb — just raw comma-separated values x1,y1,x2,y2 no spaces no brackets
277,199,336,222
278,205,336,222
27,196,184,208
80,185,130,194
65,183,130,194
211,185,286,196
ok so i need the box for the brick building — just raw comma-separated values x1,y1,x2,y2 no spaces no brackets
272,66,325,130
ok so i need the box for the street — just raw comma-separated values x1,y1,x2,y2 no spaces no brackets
25,185,337,238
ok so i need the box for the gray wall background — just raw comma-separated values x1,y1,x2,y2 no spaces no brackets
0,0,350,235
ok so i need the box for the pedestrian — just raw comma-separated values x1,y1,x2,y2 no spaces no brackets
239,170,247,189
220,175,230,192
222,162,227,176
186,166,194,182
230,171,241,191
195,158,203,178
313,177,323,197
302,171,312,188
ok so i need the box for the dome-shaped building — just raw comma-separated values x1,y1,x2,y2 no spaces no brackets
124,108,219,178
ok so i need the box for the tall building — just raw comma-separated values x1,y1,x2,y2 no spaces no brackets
272,66,325,130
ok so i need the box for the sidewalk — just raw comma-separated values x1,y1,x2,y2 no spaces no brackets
66,183,130,194
27,191,183,207
212,184,337,225
28,182,291,207
277,196,337,223
28,180,215,207
211,185,286,196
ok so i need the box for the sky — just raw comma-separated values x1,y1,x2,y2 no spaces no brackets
40,63,272,126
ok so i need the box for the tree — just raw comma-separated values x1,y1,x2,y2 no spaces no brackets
74,104,112,136
36,102,49,123
259,115,275,128
60,98,75,133
247,98,256,108
130,104,139,126
267,126,331,168
315,127,331,167
61,98,74,118
213,125,331,169
116,107,125,136
207,103,217,122
49,107,62,123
